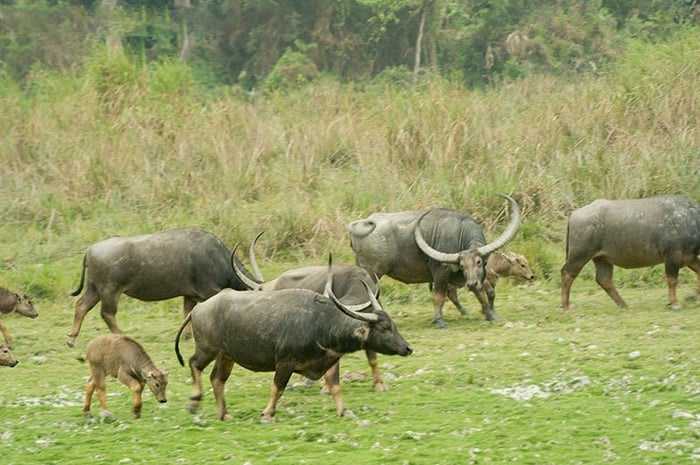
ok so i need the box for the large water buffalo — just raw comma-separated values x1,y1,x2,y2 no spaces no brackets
174,269,412,423
232,236,389,391
68,228,254,347
561,195,700,311
347,194,521,328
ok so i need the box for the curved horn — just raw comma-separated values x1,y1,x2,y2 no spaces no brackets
248,231,265,282
342,274,382,313
414,210,461,264
476,194,521,256
324,254,378,323
362,280,383,312
231,243,263,291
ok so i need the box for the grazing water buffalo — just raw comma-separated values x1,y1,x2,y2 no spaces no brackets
67,228,254,347
347,194,521,328
174,269,412,423
0,287,38,348
232,236,389,391
561,195,700,311
0,343,19,367
83,334,168,419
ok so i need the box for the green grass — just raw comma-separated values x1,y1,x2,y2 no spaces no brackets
1,267,699,464
0,29,699,465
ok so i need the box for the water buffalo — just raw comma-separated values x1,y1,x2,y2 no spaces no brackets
83,334,168,419
232,236,389,391
561,195,700,311
68,228,254,347
174,268,412,423
0,287,38,348
0,343,19,367
347,194,521,328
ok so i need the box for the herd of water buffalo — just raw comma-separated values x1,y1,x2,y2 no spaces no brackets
1,194,699,422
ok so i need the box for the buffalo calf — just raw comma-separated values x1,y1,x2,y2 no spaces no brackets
83,334,168,419
0,287,38,348
0,343,18,367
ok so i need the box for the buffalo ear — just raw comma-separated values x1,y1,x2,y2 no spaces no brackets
353,325,370,341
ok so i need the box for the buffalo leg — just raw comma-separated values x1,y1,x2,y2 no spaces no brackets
446,285,468,316
117,370,145,419
187,349,217,414
664,262,682,310
99,294,122,335
83,376,97,418
67,289,100,347
210,354,235,421
366,350,386,391
324,362,355,417
0,320,13,349
593,258,628,308
560,258,588,312
430,284,449,328
688,257,700,300
84,370,109,418
261,363,294,423
470,286,497,321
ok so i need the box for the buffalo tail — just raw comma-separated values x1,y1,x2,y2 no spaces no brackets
174,312,193,367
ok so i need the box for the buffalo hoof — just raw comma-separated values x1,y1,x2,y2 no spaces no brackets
186,403,200,414
83,412,94,419
260,414,275,424
372,382,388,392
432,318,448,329
99,410,116,423
340,408,357,418
485,311,499,322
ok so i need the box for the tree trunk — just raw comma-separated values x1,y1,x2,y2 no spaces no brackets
414,5,426,75
100,0,123,56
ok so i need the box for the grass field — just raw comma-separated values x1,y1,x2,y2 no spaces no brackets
1,259,699,464
1,29,699,464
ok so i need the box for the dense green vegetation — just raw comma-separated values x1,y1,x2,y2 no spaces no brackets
1,0,698,88
0,4,698,464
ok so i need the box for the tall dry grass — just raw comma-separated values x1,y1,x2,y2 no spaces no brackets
1,29,698,281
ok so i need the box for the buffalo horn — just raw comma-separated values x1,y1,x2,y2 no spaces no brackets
476,194,521,256
248,231,265,282
324,254,379,323
414,193,521,262
414,210,461,264
231,243,263,291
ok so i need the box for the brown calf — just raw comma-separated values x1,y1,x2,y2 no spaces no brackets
0,287,38,348
485,251,536,287
0,343,18,367
83,334,168,419
442,251,536,314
